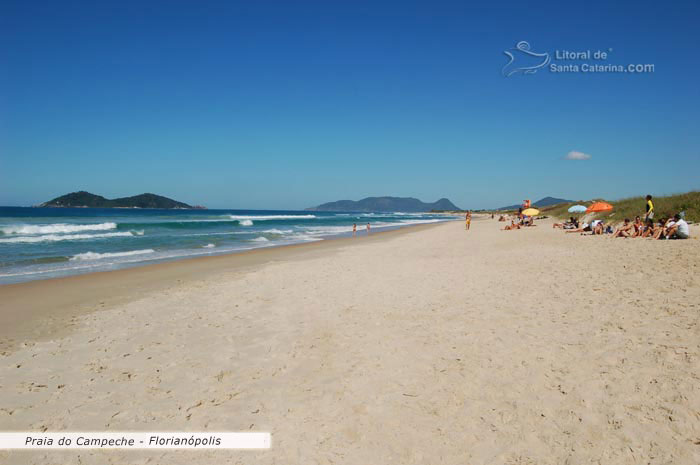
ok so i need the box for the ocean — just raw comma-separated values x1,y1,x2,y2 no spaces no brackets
0,207,454,284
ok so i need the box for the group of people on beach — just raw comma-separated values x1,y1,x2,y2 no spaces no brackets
553,195,691,240
557,214,689,239
499,213,536,230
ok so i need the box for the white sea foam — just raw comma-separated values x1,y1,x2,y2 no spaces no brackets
251,236,269,242
0,222,118,235
262,229,293,234
0,231,138,243
239,219,254,226
301,225,357,235
182,232,238,237
227,214,317,220
70,249,155,261
203,243,216,248
0,245,256,281
291,233,323,242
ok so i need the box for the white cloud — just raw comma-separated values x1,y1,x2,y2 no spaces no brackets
564,151,591,160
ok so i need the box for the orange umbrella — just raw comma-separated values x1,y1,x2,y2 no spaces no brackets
586,202,613,213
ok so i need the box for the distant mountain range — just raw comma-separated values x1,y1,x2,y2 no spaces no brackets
39,191,205,209
497,196,572,211
307,196,461,212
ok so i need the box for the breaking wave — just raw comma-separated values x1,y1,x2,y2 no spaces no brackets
0,222,117,235
0,231,139,244
70,249,156,261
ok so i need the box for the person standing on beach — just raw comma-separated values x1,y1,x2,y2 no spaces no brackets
645,195,654,222
465,211,472,230
366,223,370,235
353,223,357,237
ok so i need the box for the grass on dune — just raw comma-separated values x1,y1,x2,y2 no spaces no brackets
540,191,700,224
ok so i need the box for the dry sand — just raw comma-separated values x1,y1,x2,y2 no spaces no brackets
1,217,699,464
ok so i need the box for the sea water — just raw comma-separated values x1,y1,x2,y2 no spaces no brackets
0,207,455,284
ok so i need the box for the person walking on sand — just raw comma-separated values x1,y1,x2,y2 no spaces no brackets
353,223,357,237
366,223,370,235
465,211,472,230
644,195,654,222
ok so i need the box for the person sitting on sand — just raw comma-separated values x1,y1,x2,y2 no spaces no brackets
630,216,644,237
641,218,656,238
503,220,521,230
591,219,605,235
651,217,670,239
664,214,690,239
612,218,634,238
577,219,604,236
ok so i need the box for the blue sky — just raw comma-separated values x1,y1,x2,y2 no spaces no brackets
1,0,698,209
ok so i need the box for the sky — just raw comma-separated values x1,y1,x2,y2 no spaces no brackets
1,0,699,210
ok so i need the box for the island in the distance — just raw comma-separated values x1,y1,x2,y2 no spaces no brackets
307,196,460,212
39,191,206,209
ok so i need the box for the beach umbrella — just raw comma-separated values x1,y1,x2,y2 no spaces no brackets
522,208,540,216
568,205,587,213
586,202,613,213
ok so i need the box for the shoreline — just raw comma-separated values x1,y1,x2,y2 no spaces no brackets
0,221,445,353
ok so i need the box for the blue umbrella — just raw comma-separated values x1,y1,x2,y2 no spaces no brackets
568,205,587,213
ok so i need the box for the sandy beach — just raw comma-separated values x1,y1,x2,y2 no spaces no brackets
1,217,699,464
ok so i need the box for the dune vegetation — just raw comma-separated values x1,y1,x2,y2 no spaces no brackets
539,191,700,224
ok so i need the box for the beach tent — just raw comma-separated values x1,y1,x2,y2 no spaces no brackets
586,202,613,213
522,208,540,216
568,205,587,213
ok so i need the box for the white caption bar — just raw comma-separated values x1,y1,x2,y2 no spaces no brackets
0,432,271,449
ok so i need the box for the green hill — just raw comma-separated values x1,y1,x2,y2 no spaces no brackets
40,191,202,209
